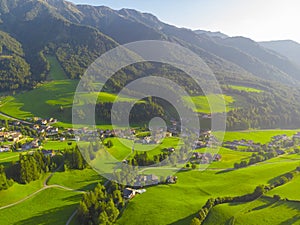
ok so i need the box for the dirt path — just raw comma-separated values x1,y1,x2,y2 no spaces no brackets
0,155,19,161
0,164,85,211
0,111,33,125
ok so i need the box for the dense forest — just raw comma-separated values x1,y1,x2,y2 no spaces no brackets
0,31,32,90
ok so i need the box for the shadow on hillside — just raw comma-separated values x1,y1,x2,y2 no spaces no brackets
267,170,294,184
75,182,99,192
251,198,276,211
167,213,196,225
14,204,78,225
215,168,235,174
61,193,83,204
279,215,300,225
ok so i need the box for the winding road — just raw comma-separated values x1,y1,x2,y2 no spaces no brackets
0,111,33,125
0,164,86,225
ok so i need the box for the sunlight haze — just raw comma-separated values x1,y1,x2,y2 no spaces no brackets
69,0,300,42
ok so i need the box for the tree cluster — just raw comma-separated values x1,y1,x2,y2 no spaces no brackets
78,183,124,225
0,165,13,190
234,150,278,169
64,146,86,170
6,151,61,184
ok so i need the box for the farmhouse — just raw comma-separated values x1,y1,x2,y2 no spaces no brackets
193,152,203,159
42,149,55,157
135,174,159,186
22,139,41,150
46,126,58,135
293,132,300,139
166,175,177,184
123,188,136,199
165,132,172,137
0,146,10,152
213,154,222,161
7,132,22,142
276,149,285,155
167,147,175,153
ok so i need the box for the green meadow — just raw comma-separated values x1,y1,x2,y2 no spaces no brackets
116,159,300,225
42,140,76,150
0,152,20,166
228,85,262,93
183,94,235,113
105,136,182,161
48,168,103,191
220,129,300,144
206,147,252,169
204,197,300,225
0,188,82,225
46,56,68,80
0,174,47,207
267,174,300,200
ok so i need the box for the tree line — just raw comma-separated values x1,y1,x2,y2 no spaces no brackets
190,166,300,225
3,146,86,185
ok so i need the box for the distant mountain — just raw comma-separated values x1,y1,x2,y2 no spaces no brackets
260,40,300,67
0,0,117,86
194,30,228,39
3,0,300,129
214,36,300,84
70,5,300,85
1,0,300,90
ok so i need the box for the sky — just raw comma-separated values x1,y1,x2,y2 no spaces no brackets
69,0,300,43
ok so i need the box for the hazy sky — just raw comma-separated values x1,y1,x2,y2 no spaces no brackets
69,0,300,43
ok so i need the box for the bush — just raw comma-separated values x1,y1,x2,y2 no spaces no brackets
273,195,281,201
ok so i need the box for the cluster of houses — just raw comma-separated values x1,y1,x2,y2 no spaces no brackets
32,124,59,136
30,117,57,125
113,129,135,140
0,131,23,152
193,131,219,150
201,114,212,119
134,174,160,187
0,117,66,153
0,145,10,152
268,134,291,148
293,132,300,139
192,152,222,164
0,131,22,142
124,174,178,199
21,139,41,151
223,139,260,150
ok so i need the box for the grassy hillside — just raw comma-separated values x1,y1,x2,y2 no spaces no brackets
267,174,300,200
0,152,20,167
220,129,300,144
116,159,300,225
183,94,235,113
0,174,46,207
0,188,82,225
48,169,103,191
105,136,182,161
204,197,300,225
0,55,140,124
46,56,67,80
